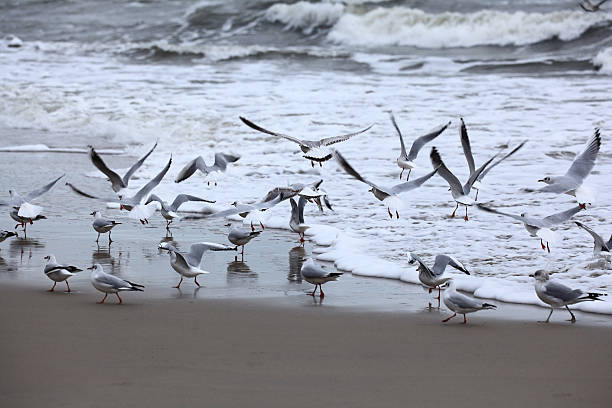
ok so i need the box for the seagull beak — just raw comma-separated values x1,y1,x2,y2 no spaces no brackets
537,179,544,183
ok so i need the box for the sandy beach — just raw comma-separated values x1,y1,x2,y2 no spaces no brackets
1,283,611,408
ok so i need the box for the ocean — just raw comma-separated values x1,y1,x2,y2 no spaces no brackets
1,0,611,313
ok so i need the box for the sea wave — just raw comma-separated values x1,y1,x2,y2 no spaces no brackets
327,7,611,48
593,47,612,74
264,2,345,35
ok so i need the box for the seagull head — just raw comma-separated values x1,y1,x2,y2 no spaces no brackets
87,264,102,272
529,270,550,282
407,253,417,264
158,242,177,252
538,176,553,184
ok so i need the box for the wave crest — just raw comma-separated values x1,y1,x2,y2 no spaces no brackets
265,2,345,35
594,47,612,74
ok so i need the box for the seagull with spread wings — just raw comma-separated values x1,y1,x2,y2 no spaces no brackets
174,153,240,185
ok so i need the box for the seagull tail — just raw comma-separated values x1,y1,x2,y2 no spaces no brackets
126,280,145,291
481,303,497,310
581,292,606,301
250,231,262,238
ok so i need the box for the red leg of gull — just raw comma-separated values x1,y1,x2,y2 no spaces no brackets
388,208,393,219
194,276,201,287
260,222,265,230
48,282,56,292
250,222,255,232
173,277,183,289
464,207,469,222
442,313,456,323
116,293,123,304
319,285,325,298
451,203,458,218
437,287,441,300
399,169,404,179
428,288,432,294
65,281,71,293
579,203,586,210
475,190,479,201
97,293,108,304
540,239,545,250
462,314,467,324
396,210,400,219
407,168,412,181
546,242,550,253
311,161,315,168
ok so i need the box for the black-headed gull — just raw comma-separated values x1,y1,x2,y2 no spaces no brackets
89,263,143,304
300,258,342,298
43,255,82,292
442,279,496,324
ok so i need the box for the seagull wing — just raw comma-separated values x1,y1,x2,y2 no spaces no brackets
213,152,240,171
65,182,118,203
429,147,464,196
297,196,307,224
574,221,608,251
390,112,407,158
541,205,584,227
334,150,387,193
170,194,215,211
432,255,469,276
476,204,530,224
464,151,500,194
319,124,373,147
564,129,601,184
89,147,125,192
185,242,235,266
390,167,438,194
175,156,208,183
25,174,65,202
477,140,527,182
240,116,306,147
122,140,158,185
131,156,172,203
208,196,283,219
411,253,435,279
543,281,582,303
460,118,475,176
407,121,451,161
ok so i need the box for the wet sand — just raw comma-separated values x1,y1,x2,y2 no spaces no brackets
0,283,611,408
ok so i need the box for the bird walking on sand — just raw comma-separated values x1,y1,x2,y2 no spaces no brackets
43,255,82,292
530,270,605,323
146,193,215,231
91,211,121,244
290,197,309,244
300,258,342,298
159,242,235,288
409,253,470,305
574,221,611,256
240,116,373,167
89,263,144,304
175,152,240,185
390,112,450,180
442,279,496,324
226,223,261,261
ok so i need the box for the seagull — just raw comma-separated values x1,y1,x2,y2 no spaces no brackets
43,255,82,292
8,174,64,209
91,211,121,243
175,153,240,185
409,253,470,303
430,147,497,221
574,221,611,256
8,174,64,231
88,141,157,194
442,279,496,324
146,193,215,231
537,129,601,206
477,204,585,252
290,197,308,244
459,118,527,201
240,116,373,167
226,223,261,261
580,0,609,12
201,195,284,231
261,179,333,212
300,258,342,297
390,112,450,180
67,155,172,224
0,230,17,246
530,270,606,323
335,150,439,219
89,263,144,304
159,241,235,288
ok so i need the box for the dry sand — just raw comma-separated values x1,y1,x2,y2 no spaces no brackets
0,283,610,408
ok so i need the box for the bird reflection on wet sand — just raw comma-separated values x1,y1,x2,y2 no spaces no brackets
288,246,305,283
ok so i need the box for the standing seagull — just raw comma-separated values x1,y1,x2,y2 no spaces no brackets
442,279,496,324
390,112,450,180
89,263,144,304
43,255,82,292
335,150,439,218
240,116,373,167
477,204,584,252
409,253,470,303
91,211,121,244
88,141,157,193
574,221,611,256
146,193,215,231
537,129,601,206
226,224,261,261
430,147,497,221
290,197,309,244
159,242,235,288
530,270,605,323
300,258,342,298
174,153,240,185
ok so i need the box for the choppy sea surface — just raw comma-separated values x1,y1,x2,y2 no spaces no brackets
1,0,612,313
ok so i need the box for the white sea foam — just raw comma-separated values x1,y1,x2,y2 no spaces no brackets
328,8,611,48
593,47,612,74
265,2,345,34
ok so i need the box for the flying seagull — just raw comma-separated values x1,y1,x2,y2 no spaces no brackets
430,147,497,221
335,150,439,219
409,253,470,304
390,112,450,180
477,204,585,252
538,129,601,206
261,179,333,212
8,174,64,232
290,197,309,244
574,221,611,256
240,116,373,167
530,270,605,323
300,258,342,298
89,263,144,304
174,153,240,185
43,255,82,292
88,141,157,193
442,279,496,324
146,193,215,230
580,0,609,12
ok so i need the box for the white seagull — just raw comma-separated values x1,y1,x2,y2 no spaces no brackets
8,174,64,232
409,253,470,303
290,197,309,244
530,270,605,323
146,193,215,231
300,258,342,298
226,224,261,261
442,279,496,324
390,112,450,180
89,263,144,304
43,255,82,293
158,242,235,288
240,116,373,167
91,211,121,243
174,152,240,185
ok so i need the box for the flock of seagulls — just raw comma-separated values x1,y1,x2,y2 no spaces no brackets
0,114,608,324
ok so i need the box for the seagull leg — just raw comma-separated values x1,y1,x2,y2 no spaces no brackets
396,210,400,219
194,276,201,287
546,242,550,253
539,308,553,323
319,285,325,298
96,232,100,243
464,206,469,221
565,305,576,323
399,169,404,179
540,239,545,250
65,281,71,293
442,313,456,323
407,168,412,181
173,277,183,289
108,231,113,244
311,161,315,168
428,287,432,293
97,293,108,304
462,314,467,324
475,190,479,201
260,222,265,230
48,282,56,292
451,203,458,218
319,162,322,167
308,285,317,296
437,286,441,300
116,293,123,304
388,208,393,219
251,222,255,232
